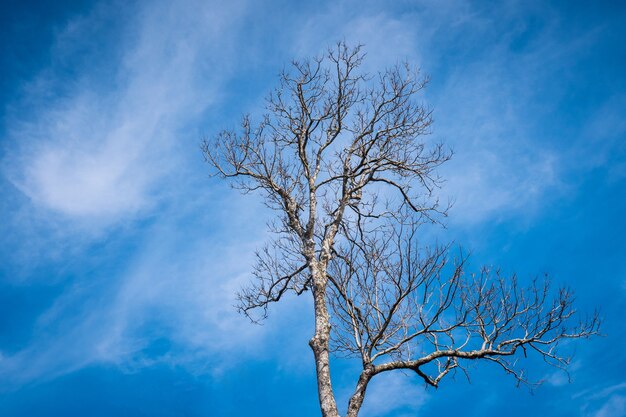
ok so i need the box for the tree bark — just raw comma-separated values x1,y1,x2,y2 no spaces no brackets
345,369,373,417
309,264,340,417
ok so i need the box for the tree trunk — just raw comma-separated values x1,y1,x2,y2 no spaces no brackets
309,264,340,417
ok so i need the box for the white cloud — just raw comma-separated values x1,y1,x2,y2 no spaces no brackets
359,372,430,417
575,382,626,417
17,118,155,218
591,396,626,417
3,0,246,222
0,0,284,386
288,1,568,226
4,0,603,230
0,189,272,387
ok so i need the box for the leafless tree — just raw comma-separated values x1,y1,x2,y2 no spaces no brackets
202,42,599,417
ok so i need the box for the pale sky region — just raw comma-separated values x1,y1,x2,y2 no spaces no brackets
0,1,625,416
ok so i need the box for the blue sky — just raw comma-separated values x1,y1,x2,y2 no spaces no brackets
0,0,625,416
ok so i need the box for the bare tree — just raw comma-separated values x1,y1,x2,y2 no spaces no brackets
202,42,599,417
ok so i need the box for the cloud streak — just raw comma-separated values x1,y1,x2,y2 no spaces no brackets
4,0,245,222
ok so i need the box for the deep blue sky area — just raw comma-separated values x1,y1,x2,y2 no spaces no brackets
0,1,625,416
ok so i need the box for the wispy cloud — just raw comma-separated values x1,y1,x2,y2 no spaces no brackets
289,1,571,225
576,382,626,417
359,372,430,417
5,0,612,232
0,0,275,387
3,0,246,222
0,191,272,387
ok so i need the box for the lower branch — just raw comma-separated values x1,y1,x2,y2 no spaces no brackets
345,366,374,417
